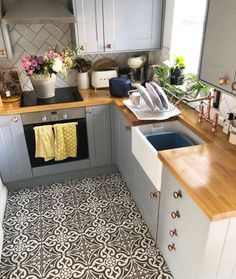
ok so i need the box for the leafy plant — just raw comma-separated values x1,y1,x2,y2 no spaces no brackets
184,73,210,98
152,64,170,86
73,58,91,73
171,56,186,72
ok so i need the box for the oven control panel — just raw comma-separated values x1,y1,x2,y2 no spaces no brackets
21,107,85,125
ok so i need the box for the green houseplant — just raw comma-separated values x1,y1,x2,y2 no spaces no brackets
152,64,170,86
170,56,186,85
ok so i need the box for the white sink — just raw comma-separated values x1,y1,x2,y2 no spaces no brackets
132,120,205,191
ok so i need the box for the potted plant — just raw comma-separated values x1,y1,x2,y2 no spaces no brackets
152,64,170,86
184,73,210,98
22,47,74,99
73,58,91,89
170,56,185,85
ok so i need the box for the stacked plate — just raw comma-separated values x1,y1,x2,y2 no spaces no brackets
136,81,170,111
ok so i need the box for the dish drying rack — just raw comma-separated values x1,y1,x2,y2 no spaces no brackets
122,85,180,121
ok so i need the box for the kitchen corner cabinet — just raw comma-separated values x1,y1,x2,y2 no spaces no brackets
0,8,12,59
158,166,236,279
112,106,159,240
200,0,236,94
73,0,163,53
0,115,32,182
86,105,111,167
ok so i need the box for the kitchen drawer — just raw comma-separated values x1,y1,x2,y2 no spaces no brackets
159,183,208,256
158,224,203,279
162,167,210,238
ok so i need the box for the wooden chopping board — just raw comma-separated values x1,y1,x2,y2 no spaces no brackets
93,58,118,70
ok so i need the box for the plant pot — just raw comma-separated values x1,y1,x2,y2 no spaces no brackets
30,74,56,99
170,68,185,85
77,72,90,89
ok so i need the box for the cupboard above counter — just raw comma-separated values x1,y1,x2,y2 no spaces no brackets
199,0,236,95
72,0,163,53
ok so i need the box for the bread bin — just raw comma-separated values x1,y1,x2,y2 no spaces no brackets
91,69,118,89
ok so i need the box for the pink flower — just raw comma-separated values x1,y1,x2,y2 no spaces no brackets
31,59,38,67
37,56,44,64
47,50,55,58
27,69,33,75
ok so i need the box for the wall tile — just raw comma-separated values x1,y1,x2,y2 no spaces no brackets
32,28,51,49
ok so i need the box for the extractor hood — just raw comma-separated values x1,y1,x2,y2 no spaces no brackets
2,0,76,24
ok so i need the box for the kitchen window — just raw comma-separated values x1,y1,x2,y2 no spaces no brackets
169,0,208,74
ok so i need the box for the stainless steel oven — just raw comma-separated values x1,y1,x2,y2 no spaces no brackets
21,107,89,171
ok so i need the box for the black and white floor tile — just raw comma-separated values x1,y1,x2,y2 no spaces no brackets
0,172,173,279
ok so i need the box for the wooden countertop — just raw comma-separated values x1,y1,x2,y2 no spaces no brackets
0,89,236,221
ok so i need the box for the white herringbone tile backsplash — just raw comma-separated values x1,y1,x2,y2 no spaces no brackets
0,23,162,92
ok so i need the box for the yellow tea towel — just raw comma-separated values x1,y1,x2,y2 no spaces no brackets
34,125,55,161
53,122,78,161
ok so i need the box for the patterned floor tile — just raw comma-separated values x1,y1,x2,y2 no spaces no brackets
0,172,173,279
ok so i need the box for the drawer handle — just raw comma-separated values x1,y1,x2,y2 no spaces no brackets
86,108,93,114
150,191,158,199
11,117,18,123
0,49,6,56
79,45,85,51
107,43,112,49
171,210,180,219
169,229,178,237
218,77,230,85
232,82,236,90
125,126,131,131
173,190,182,199
168,243,176,251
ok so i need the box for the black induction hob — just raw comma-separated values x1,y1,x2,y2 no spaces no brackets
21,87,83,107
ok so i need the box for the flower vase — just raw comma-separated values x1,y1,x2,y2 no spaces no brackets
77,72,90,90
30,74,56,99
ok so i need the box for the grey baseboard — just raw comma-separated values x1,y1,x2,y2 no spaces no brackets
6,164,118,192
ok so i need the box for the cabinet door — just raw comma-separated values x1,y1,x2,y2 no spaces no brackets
133,160,159,240
0,115,32,182
73,0,104,53
200,0,236,93
103,0,163,52
116,109,136,192
86,105,111,167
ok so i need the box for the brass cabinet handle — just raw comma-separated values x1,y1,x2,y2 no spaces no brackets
125,126,131,131
169,229,178,237
0,49,6,56
171,210,180,219
79,45,85,51
173,190,182,199
150,191,158,199
168,243,176,251
11,117,18,123
106,43,112,49
231,82,236,90
86,108,93,114
218,77,230,85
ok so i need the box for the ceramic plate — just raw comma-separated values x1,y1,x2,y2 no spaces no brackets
150,81,170,110
145,82,164,110
136,84,154,111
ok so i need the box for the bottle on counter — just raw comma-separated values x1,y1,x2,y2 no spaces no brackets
213,89,221,109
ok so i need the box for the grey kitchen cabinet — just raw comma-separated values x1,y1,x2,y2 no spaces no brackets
133,160,159,240
112,106,159,239
0,115,32,182
0,6,12,59
112,106,136,192
72,0,104,53
103,0,163,52
73,0,163,53
86,105,112,167
158,166,236,279
200,0,236,94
